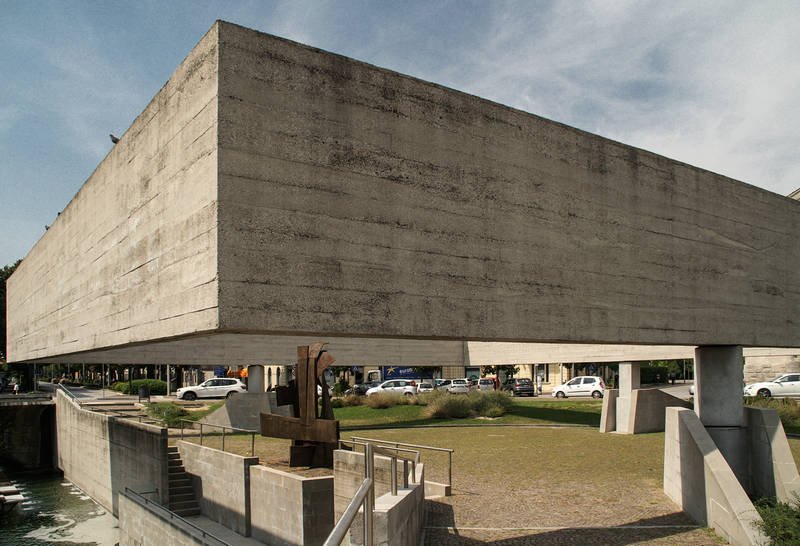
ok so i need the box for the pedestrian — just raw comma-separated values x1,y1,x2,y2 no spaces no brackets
13,382,19,395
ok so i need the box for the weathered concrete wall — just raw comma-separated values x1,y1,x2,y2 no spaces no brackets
745,406,800,502
744,350,800,383
8,20,800,366
6,24,221,363
334,449,425,545
215,21,799,348
664,407,766,546
249,464,334,546
119,492,205,546
625,388,691,434
177,440,257,536
56,391,169,515
373,485,426,546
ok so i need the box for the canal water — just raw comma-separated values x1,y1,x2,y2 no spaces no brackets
0,466,118,546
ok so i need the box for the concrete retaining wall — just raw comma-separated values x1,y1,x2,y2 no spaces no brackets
177,440,258,536
745,406,800,502
249,464,334,546
664,407,766,545
599,389,618,433
334,449,425,545
119,492,204,546
55,391,169,515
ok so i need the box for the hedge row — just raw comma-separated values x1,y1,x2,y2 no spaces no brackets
110,379,167,395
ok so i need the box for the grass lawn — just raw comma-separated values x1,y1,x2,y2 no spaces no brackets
333,396,603,429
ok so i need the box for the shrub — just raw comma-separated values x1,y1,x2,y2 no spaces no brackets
755,495,800,545
365,392,414,409
110,379,167,395
423,395,472,419
339,394,364,407
146,402,189,427
468,390,513,417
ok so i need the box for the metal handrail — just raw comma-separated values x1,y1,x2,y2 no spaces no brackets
323,477,373,546
123,487,229,546
350,436,454,487
177,420,257,456
57,384,82,404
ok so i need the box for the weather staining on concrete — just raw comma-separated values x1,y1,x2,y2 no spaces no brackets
7,21,800,367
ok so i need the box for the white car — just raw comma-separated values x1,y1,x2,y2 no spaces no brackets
552,376,605,399
417,382,434,393
447,378,470,394
475,378,496,391
743,374,800,398
365,379,418,397
177,378,247,400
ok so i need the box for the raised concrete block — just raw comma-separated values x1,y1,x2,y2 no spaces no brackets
178,440,258,536
7,21,800,366
249,465,334,546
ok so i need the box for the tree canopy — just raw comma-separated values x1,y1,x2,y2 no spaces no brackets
1,259,22,362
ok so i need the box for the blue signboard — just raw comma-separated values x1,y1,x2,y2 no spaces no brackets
213,366,226,378
382,366,433,380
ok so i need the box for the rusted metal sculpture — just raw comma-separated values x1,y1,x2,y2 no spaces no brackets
260,343,339,467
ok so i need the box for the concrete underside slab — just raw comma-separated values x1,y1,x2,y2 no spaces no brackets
7,21,800,364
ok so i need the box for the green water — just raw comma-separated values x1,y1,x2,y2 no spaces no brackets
0,467,118,546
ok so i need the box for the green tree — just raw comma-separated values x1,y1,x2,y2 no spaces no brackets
1,259,22,363
482,365,520,379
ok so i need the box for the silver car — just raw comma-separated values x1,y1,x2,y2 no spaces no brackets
365,379,418,397
447,378,470,394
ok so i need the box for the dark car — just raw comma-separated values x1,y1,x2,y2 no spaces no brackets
345,381,381,396
502,377,535,397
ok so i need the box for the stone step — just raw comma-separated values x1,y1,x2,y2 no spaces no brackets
169,479,191,489
170,485,194,495
173,507,201,517
170,492,196,502
167,452,181,459
168,465,186,474
169,475,191,484
170,499,200,511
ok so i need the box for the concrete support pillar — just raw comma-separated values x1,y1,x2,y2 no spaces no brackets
694,345,747,487
616,362,639,433
248,365,265,393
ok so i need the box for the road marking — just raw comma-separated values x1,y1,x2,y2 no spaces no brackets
425,525,701,531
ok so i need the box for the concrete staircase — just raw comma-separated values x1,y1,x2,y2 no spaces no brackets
167,446,200,517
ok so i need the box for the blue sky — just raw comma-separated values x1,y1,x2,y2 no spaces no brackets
2,0,799,267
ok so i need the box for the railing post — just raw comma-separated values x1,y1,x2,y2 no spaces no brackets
448,450,452,487
403,460,409,488
364,443,374,546
199,423,203,446
251,432,255,457
222,426,226,452
390,455,398,496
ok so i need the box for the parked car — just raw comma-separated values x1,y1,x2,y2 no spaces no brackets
345,381,381,396
743,374,800,398
417,382,434,393
366,379,418,397
447,378,470,394
502,377,535,397
552,376,604,399
475,378,496,391
177,378,247,400
435,379,452,390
